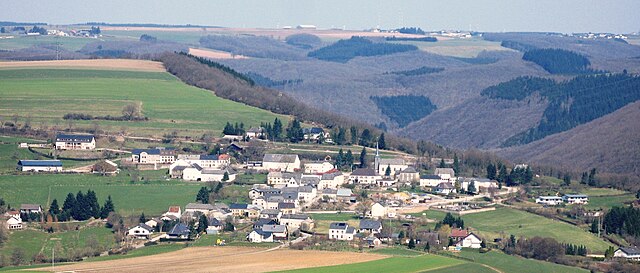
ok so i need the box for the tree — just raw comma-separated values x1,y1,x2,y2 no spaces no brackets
408,238,416,249
468,181,476,194
588,168,597,186
272,118,283,140
350,126,358,144
359,129,372,147
222,172,230,182
0,27,5,33
355,200,372,217
486,163,497,180
580,172,588,184
286,119,303,142
86,190,100,218
196,187,210,204
562,174,571,186
359,147,367,168
62,193,76,214
198,214,209,233
385,165,391,177
139,212,146,223
636,189,640,200
439,158,446,168
453,154,460,174
100,195,115,219
345,150,354,169
378,133,386,149
122,103,141,120
48,199,60,216
590,220,599,234
424,242,430,252
498,165,508,183
223,122,235,135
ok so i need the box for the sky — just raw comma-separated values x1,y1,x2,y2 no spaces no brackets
1,0,639,33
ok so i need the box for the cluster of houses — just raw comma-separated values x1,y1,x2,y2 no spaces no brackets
2,204,43,230
15,134,99,173
535,194,589,206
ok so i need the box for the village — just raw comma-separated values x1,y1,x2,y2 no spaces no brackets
6,127,639,265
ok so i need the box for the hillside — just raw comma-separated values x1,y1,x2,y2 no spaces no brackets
497,101,640,175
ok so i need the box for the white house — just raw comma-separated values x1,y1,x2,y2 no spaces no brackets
329,222,356,241
419,174,443,187
370,203,387,219
163,206,182,219
182,165,237,182
302,127,329,141
359,219,382,234
435,168,456,182
128,223,154,238
267,172,302,188
349,168,382,185
55,134,95,150
318,170,345,189
563,194,589,204
304,161,335,174
536,196,564,206
398,167,420,183
457,233,482,249
375,158,408,177
185,203,215,214
5,215,22,230
263,154,301,172
245,127,264,139
434,182,456,195
247,229,274,243
17,160,62,172
279,214,313,231
131,148,176,164
262,224,288,240
614,247,640,261
20,204,42,214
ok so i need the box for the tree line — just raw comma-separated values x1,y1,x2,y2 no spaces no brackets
522,48,593,74
370,95,438,127
308,36,418,63
603,206,640,239
49,191,115,222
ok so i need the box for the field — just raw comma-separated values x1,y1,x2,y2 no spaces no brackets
33,246,388,273
0,65,286,138
0,59,165,71
396,37,515,58
424,207,612,252
0,35,118,51
456,249,588,273
279,254,465,273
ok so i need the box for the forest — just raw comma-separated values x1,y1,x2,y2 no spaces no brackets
245,72,302,88
481,76,556,101
370,95,437,127
388,66,444,76
499,73,640,146
603,206,640,239
308,36,418,63
522,48,593,74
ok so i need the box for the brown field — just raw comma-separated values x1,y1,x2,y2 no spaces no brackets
38,246,388,273
0,59,165,72
189,47,249,59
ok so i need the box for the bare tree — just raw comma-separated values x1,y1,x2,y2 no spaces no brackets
122,103,141,120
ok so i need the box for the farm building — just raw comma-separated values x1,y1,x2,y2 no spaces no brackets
182,165,237,182
262,154,301,172
55,134,95,150
614,247,640,260
563,194,589,204
536,196,564,206
17,160,62,172
20,204,42,214
304,161,334,174
420,174,443,187
167,223,190,239
131,148,176,164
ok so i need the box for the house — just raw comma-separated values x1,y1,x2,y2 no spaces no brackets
163,206,182,218
456,233,482,249
536,196,564,206
145,218,160,228
128,223,154,238
370,203,387,219
267,172,302,188
17,160,62,172
249,187,281,200
359,219,382,234
419,174,443,187
364,236,382,248
262,224,288,240
20,204,42,214
304,161,335,174
170,155,231,177
319,170,346,189
435,168,456,181
247,229,274,243
206,217,224,234
398,167,420,183
263,154,301,172
229,203,249,217
259,209,282,220
182,165,237,182
280,214,313,231
458,178,498,193
434,182,456,195
375,158,408,177
278,202,297,214
5,215,23,230
302,127,329,141
226,143,245,153
450,229,468,241
245,127,264,139
329,222,356,241
92,160,119,175
131,148,176,164
185,203,215,214
167,223,190,239
376,178,396,188
614,247,640,261
349,168,382,185
254,218,278,229
563,194,589,204
337,188,356,203
55,134,95,150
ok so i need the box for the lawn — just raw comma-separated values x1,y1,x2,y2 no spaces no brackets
420,207,611,253
368,247,424,256
0,35,119,51
0,68,286,138
395,37,514,58
103,30,206,45
584,194,636,210
84,244,186,262
425,263,497,273
456,249,588,273
0,171,202,216
278,255,465,273
310,213,358,221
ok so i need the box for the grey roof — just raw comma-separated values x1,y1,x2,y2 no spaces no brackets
260,209,281,216
247,127,264,133
303,127,324,134
400,166,418,173
351,168,378,176
208,218,223,227
229,203,248,210
321,171,342,180
282,192,299,200
618,247,640,256
346,227,356,234
337,188,353,197
255,218,278,227
278,202,296,209
280,214,310,220
201,167,237,175
56,134,94,142
185,203,215,210
20,204,41,210
251,228,272,239
199,154,220,160
18,160,62,167
420,174,441,179
359,219,382,230
564,194,588,198
322,188,338,194
263,154,299,163
267,195,285,202
435,168,455,176
379,158,405,165
137,223,154,232
297,186,315,193
172,165,189,172
329,222,349,230
168,223,190,236
301,177,320,185
436,182,455,189
262,224,287,233
132,148,160,155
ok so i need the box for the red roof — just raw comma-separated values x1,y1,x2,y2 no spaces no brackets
450,229,468,238
219,154,231,160
168,206,181,213
5,210,19,216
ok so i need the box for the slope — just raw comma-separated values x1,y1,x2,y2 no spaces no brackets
497,101,640,175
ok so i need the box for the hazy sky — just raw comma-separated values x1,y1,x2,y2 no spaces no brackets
2,0,639,33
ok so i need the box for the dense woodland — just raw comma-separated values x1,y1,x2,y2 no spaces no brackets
284,33,322,49
603,206,640,239
388,66,444,76
522,48,593,74
385,36,437,42
245,72,302,88
395,27,425,35
370,95,437,127
199,35,306,61
481,76,556,100
308,36,418,63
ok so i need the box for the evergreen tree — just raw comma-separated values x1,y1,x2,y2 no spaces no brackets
580,172,588,184
86,190,100,218
424,242,430,252
378,133,386,149
359,147,367,168
385,165,391,177
636,189,640,200
498,165,508,183
198,214,209,233
439,158,446,168
359,129,372,147
73,191,86,220
468,181,476,194
272,118,283,140
48,199,60,216
588,168,597,186
349,126,358,144
345,150,354,169
223,122,235,135
62,193,76,213
222,172,229,182
562,174,572,186
486,163,497,180
336,149,344,169
286,119,303,142
590,220,599,234
524,166,533,184
139,212,146,223
196,187,209,203
100,195,115,219
453,154,460,174
408,238,416,249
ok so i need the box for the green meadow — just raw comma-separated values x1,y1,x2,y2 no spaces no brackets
0,68,286,138
277,255,465,273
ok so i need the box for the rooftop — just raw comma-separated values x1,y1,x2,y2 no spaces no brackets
56,134,94,142
18,160,62,167
263,154,299,163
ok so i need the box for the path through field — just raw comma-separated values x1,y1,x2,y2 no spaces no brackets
41,246,387,273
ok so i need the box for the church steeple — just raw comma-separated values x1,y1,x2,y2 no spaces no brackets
374,139,380,173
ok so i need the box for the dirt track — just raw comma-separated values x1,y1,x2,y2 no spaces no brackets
41,246,387,273
0,59,165,72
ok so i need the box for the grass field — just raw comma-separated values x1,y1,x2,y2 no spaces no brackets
456,249,588,273
396,37,514,58
368,247,424,256
279,255,465,273
0,35,119,51
423,207,611,253
584,193,636,210
103,30,206,45
0,68,286,138
84,244,186,262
